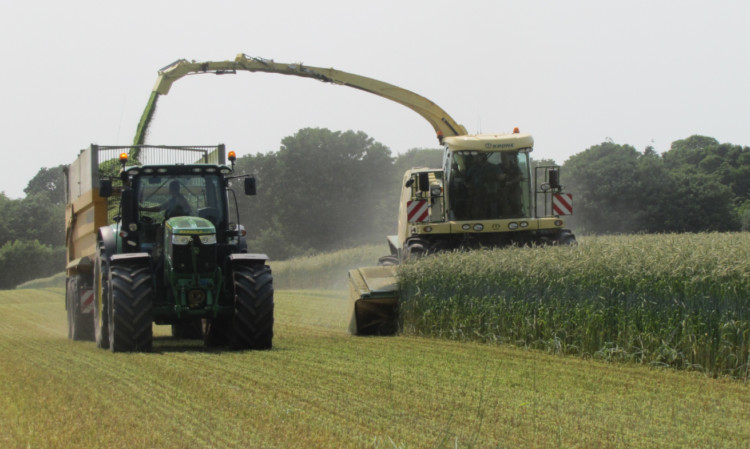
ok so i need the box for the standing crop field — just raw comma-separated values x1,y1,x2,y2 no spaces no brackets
398,233,750,378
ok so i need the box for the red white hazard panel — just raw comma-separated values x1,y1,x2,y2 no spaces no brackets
80,288,94,314
552,193,573,215
407,200,429,222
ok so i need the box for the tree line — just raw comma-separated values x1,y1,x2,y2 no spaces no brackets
563,135,750,234
2,128,747,288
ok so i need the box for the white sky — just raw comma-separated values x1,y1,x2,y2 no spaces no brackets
1,0,748,198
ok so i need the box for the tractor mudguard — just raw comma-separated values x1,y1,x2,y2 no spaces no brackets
110,253,151,264
98,227,117,260
228,253,269,266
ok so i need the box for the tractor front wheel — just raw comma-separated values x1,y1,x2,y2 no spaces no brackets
230,264,274,350
108,261,154,352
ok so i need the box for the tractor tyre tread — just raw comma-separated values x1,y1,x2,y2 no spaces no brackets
230,264,274,350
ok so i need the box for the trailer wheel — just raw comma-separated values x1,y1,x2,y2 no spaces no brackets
66,277,74,340
94,245,110,350
171,320,203,339
230,264,274,350
67,276,95,341
108,262,154,352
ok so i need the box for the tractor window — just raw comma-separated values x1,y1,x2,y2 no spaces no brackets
136,175,225,227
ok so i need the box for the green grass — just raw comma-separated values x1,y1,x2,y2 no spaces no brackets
15,271,66,290
397,233,750,378
270,244,386,289
1,287,750,448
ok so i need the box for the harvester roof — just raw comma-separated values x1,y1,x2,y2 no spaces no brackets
444,133,534,152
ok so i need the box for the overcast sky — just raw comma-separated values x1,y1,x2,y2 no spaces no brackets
1,0,748,198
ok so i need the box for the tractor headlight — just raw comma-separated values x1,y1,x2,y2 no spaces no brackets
172,235,192,245
199,234,217,245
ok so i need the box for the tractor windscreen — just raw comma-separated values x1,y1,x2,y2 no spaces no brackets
136,174,226,227
447,150,531,220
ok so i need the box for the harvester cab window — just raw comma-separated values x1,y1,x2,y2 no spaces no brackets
448,151,531,220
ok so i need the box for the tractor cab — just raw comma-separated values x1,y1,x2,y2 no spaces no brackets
133,171,229,255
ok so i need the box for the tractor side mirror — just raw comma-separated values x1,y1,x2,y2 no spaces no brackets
418,172,430,192
99,179,112,198
120,188,137,225
244,177,257,196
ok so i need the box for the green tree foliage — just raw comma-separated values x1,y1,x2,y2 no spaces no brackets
24,165,66,205
0,166,68,288
0,192,64,248
235,128,439,259
0,240,65,289
564,136,747,234
562,142,644,233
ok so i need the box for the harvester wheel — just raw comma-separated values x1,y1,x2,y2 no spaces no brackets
555,230,577,246
94,245,110,350
404,237,428,259
108,262,154,352
171,320,204,339
230,264,274,350
404,237,447,260
67,276,95,341
377,255,399,266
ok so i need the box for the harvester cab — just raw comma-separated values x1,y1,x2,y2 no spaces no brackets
353,131,577,335
382,130,576,263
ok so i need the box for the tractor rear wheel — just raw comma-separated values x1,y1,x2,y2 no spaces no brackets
108,261,154,352
230,264,274,350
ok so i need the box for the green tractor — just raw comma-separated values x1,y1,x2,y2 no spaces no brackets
90,145,273,352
